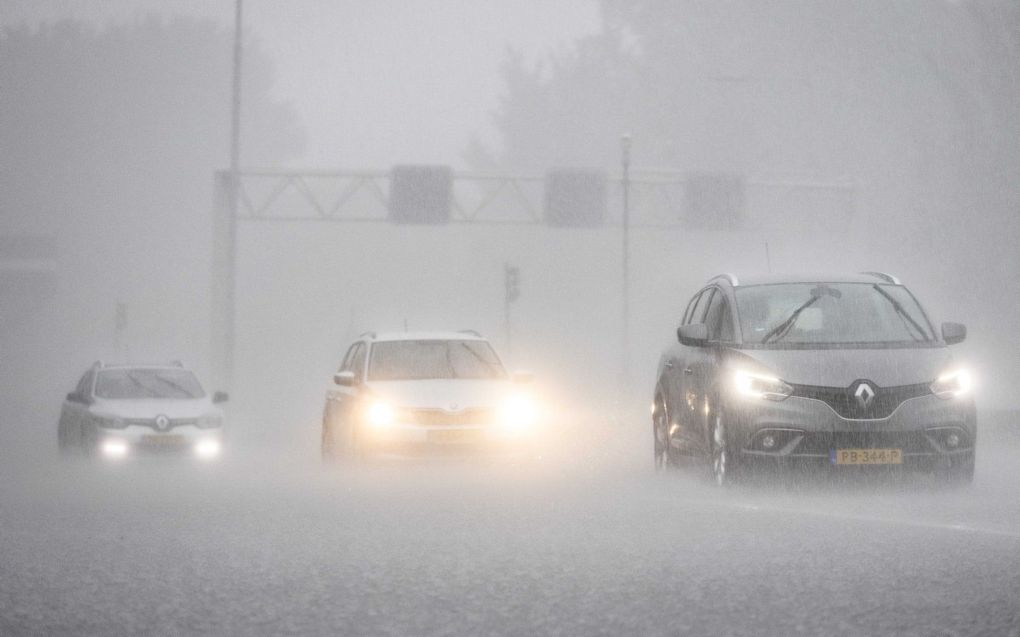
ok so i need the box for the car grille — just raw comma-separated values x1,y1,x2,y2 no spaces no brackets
125,418,197,431
796,431,935,455
790,382,931,419
406,409,493,427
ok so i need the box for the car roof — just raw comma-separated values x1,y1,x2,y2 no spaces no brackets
706,272,902,288
92,364,193,372
365,331,488,343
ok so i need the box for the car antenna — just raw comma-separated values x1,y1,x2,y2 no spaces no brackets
764,241,772,273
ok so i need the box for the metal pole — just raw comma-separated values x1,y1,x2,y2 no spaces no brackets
621,134,632,390
223,0,243,391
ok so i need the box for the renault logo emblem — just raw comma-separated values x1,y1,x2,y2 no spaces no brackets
155,414,170,431
853,383,876,409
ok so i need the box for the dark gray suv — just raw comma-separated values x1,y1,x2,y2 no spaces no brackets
652,273,975,485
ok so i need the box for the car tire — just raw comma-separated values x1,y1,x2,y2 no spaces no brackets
709,411,741,487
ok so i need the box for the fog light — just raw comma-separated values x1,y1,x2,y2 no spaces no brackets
100,439,129,459
195,438,221,460
946,433,960,448
762,434,776,450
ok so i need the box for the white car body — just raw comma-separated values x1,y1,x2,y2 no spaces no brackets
58,363,226,461
322,332,538,459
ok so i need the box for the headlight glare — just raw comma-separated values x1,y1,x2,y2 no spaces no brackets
367,401,396,428
100,438,129,458
500,394,538,432
931,369,972,399
733,370,793,401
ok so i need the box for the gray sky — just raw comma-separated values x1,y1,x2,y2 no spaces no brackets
1,0,601,169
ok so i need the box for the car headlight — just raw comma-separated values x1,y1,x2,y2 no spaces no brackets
931,368,972,399
500,394,538,432
100,438,129,458
197,415,223,429
194,438,222,460
733,370,793,401
366,401,396,428
95,415,126,429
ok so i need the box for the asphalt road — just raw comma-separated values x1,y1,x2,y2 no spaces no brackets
2,411,1019,636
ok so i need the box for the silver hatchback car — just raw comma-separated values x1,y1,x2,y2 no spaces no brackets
653,273,975,485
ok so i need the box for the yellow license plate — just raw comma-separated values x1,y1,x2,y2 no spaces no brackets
143,435,185,446
428,429,481,444
833,448,903,465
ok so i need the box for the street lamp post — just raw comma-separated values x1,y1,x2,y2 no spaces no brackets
621,133,632,391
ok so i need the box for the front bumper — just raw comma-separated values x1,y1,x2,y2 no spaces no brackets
728,393,976,472
360,423,533,457
97,425,224,460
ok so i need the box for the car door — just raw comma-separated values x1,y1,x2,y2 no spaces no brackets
666,288,712,455
673,288,715,452
687,287,735,456
325,342,361,441
64,371,95,451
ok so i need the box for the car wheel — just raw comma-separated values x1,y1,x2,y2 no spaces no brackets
652,395,672,471
321,404,345,464
709,412,740,487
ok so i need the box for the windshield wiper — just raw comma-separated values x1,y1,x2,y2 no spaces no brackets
760,295,821,344
872,284,929,342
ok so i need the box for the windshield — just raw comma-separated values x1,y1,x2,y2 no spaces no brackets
94,369,206,399
368,340,507,381
735,283,936,346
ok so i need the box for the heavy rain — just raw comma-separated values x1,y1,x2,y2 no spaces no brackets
1,1,1019,635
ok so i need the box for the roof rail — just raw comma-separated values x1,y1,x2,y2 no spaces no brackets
170,359,185,368
359,331,377,340
458,329,482,337
708,273,739,287
91,360,104,369
860,271,901,285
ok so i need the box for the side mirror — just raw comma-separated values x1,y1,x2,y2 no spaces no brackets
212,391,229,404
512,371,534,384
942,322,967,345
66,392,79,403
334,371,357,386
677,323,709,347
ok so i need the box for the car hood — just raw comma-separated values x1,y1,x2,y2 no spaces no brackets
731,346,953,388
90,397,217,419
364,379,513,410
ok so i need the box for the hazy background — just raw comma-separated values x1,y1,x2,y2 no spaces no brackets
2,0,1018,451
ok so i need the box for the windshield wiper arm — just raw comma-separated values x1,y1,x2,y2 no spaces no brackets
761,295,821,344
872,284,928,341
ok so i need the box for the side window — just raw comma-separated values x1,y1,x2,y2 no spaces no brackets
681,291,702,326
350,343,367,380
689,288,713,325
704,289,735,341
339,343,358,372
76,372,93,398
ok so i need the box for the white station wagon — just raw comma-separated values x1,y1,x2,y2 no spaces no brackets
321,331,539,461
58,362,228,461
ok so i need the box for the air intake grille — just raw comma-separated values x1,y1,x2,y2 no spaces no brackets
790,382,931,419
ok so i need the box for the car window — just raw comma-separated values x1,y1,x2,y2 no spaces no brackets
681,291,701,325
94,369,205,399
688,288,713,325
339,343,358,372
75,371,93,398
735,283,936,345
704,289,735,341
368,340,507,381
350,343,367,380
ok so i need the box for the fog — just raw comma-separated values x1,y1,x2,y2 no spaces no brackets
2,1,1019,634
